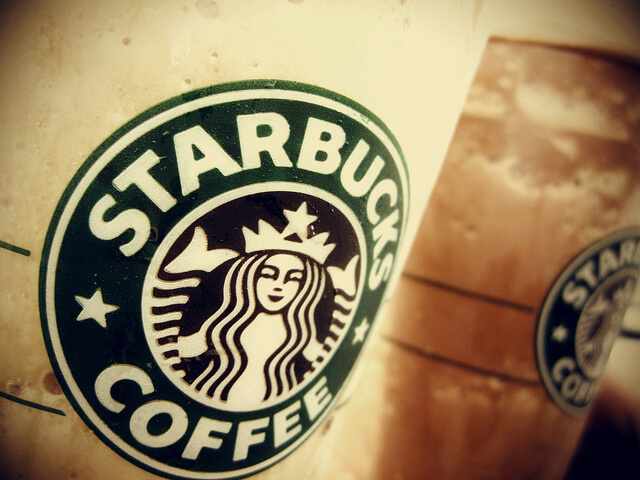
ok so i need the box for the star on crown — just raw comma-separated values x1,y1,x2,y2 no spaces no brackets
242,202,336,264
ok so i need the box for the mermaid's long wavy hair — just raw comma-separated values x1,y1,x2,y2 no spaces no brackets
192,252,326,402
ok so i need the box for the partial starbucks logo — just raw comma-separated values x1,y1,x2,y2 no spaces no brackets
39,80,408,479
536,228,640,416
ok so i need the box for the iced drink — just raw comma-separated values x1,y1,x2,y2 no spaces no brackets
0,1,489,479
322,36,640,480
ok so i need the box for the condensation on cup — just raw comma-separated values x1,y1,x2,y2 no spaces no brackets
0,1,492,480
320,1,640,479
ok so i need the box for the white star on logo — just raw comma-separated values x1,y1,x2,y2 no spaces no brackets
552,325,569,343
75,289,119,328
283,202,317,240
352,318,370,345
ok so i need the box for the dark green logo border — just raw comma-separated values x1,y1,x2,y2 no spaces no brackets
39,80,409,479
535,227,640,416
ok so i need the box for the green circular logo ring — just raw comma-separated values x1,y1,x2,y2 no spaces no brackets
39,80,409,479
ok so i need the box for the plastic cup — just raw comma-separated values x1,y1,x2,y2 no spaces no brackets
0,1,490,479
320,2,640,478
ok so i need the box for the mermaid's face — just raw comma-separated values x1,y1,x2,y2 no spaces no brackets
256,254,305,312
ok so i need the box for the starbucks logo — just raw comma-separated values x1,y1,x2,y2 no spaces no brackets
40,81,408,478
536,228,640,416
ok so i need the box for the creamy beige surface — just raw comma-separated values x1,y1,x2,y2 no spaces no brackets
0,1,488,479
0,0,489,250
